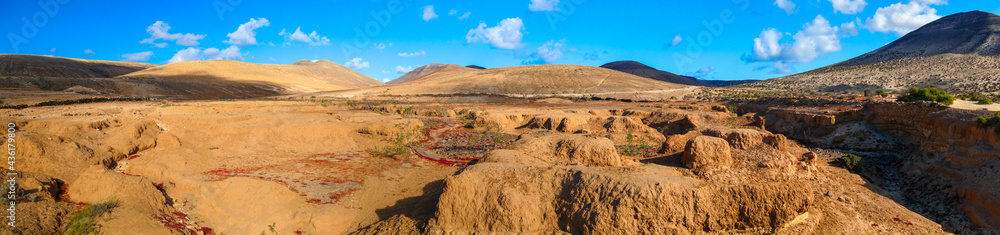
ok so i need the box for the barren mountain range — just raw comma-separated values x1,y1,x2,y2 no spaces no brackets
743,11,1000,93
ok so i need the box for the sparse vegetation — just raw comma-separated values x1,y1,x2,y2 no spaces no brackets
260,222,277,235
978,97,994,105
900,87,955,105
975,112,1000,135
835,154,861,171
459,112,477,128
368,121,425,159
619,133,653,157
876,89,888,97
64,200,119,235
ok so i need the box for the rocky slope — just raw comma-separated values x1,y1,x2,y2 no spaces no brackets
743,11,1000,93
0,54,155,78
741,99,1000,233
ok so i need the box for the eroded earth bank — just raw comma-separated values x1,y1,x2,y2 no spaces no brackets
2,98,996,234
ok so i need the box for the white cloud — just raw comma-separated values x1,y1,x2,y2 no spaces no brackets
775,0,797,15
344,57,369,70
140,21,205,47
166,46,243,64
829,0,867,14
121,51,153,62
422,5,438,21
671,35,683,46
524,40,565,64
772,61,795,74
687,66,716,78
279,27,331,46
167,48,202,64
459,12,472,20
529,0,560,12
466,18,525,49
840,19,862,36
745,15,845,64
83,49,95,55
224,18,270,46
396,65,415,73
398,50,426,57
865,1,942,35
449,10,458,16
49,48,56,53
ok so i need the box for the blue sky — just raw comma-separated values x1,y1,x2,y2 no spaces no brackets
2,0,999,82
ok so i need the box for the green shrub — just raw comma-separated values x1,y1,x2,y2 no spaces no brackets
900,87,955,105
65,200,119,235
978,98,994,105
619,133,652,157
876,89,887,97
975,112,1000,135
368,122,424,159
835,154,861,171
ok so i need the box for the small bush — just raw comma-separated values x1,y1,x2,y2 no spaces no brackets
835,154,861,171
619,133,652,157
65,200,119,235
978,98,994,105
368,122,424,159
975,112,1000,135
900,87,955,105
876,89,887,97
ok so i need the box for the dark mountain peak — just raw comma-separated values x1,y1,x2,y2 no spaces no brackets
838,10,1000,66
599,61,655,70
599,61,709,87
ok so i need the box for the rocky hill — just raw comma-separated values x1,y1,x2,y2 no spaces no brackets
600,61,709,86
386,63,445,85
0,54,155,78
742,11,1000,93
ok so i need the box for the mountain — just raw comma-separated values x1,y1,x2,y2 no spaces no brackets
315,64,689,98
386,63,445,85
599,61,709,86
0,54,155,78
116,59,382,98
466,65,486,70
694,79,761,87
742,11,1000,93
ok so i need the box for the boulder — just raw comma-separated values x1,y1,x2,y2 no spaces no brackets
682,136,734,172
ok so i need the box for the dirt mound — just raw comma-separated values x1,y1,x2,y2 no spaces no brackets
117,59,382,98
430,132,815,234
682,136,733,172
0,54,155,78
386,63,445,85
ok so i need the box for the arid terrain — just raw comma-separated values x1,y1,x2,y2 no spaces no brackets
3,8,1000,235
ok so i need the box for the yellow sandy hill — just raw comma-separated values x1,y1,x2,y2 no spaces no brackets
326,64,690,97
118,59,382,98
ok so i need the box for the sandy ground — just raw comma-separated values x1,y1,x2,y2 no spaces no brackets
950,99,1000,111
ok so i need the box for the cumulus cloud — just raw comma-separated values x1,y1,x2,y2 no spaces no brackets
745,15,845,64
140,21,205,47
523,40,565,64
224,18,270,46
775,0,796,15
398,50,426,58
459,12,472,20
422,5,438,21
864,1,942,35
829,0,867,14
743,15,856,73
83,49,95,55
344,57,369,70
166,46,244,64
396,65,415,73
466,18,525,49
121,51,153,62
529,0,560,12
671,35,683,46
687,66,716,78
278,27,331,46
839,19,862,36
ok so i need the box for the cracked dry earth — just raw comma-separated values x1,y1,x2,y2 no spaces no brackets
0,99,969,234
